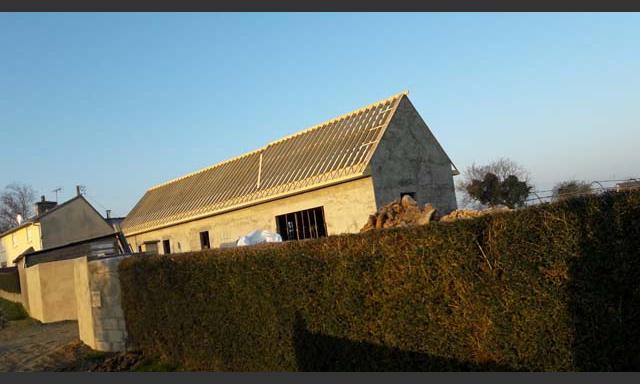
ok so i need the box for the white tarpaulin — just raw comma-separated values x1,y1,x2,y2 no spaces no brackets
236,230,283,246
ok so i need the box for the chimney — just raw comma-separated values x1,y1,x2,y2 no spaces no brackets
76,185,81,196
106,210,112,219
35,195,57,216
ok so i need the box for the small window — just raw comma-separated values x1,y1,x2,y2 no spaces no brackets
401,192,416,200
199,231,211,250
137,245,142,253
162,239,171,254
276,206,327,241
145,242,159,254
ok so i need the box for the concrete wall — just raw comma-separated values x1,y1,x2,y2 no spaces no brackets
40,197,114,249
25,263,43,320
0,289,22,304
23,258,78,323
75,255,129,352
17,259,30,313
369,96,457,214
126,176,378,253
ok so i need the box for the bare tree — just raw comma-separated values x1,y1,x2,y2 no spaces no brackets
456,157,532,208
0,183,37,232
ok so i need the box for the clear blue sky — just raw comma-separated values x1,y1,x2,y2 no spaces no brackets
1,13,638,216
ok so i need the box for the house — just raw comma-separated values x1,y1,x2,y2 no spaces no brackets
0,189,117,267
616,180,640,192
122,91,458,253
0,196,56,267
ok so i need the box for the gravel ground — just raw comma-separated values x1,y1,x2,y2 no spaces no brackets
0,319,81,372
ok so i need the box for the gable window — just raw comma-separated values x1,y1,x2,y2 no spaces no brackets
162,239,171,254
137,245,142,253
199,231,211,250
276,206,327,241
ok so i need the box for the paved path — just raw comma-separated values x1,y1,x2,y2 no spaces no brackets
0,319,80,371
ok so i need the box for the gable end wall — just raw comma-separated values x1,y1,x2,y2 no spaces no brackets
40,198,114,249
369,96,457,213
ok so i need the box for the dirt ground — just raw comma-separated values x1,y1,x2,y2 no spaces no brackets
0,319,85,371
0,319,158,372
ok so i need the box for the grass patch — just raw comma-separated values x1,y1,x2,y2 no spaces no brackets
0,297,28,321
133,357,181,372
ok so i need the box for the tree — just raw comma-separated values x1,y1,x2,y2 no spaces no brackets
552,180,592,201
0,183,37,232
457,158,533,209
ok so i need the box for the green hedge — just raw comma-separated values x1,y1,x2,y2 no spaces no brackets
119,191,640,371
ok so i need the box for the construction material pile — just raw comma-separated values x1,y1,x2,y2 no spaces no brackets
360,195,438,232
439,206,510,222
360,195,512,232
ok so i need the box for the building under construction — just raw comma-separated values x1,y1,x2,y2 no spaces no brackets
121,92,458,253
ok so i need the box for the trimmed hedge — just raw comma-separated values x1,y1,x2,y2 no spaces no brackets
119,191,640,371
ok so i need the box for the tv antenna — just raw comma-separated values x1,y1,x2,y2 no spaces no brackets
52,187,63,202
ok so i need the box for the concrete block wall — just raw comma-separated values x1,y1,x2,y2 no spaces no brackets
19,258,78,323
75,255,130,352
0,289,22,304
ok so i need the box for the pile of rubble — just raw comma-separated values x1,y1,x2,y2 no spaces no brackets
439,206,510,222
360,195,512,232
360,195,438,232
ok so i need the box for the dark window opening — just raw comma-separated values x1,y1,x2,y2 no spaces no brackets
199,231,211,250
276,206,327,241
137,245,142,253
145,242,159,254
401,192,416,200
162,239,171,254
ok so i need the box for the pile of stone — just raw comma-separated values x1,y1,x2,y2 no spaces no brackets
360,195,437,232
439,206,511,222
438,209,484,222
360,196,513,232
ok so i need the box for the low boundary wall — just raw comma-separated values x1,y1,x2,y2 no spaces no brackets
0,289,22,304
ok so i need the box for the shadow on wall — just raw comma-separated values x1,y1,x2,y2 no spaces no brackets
292,313,524,372
571,197,640,371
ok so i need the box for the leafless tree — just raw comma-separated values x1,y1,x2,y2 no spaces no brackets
0,183,37,232
456,157,532,208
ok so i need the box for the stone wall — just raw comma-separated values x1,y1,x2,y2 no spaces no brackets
75,255,129,352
